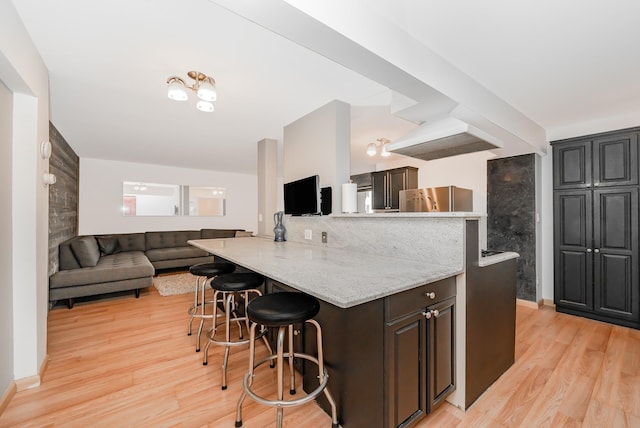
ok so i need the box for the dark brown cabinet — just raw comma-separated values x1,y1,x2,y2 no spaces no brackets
553,132,638,189
384,278,456,427
553,128,640,328
349,172,373,190
372,167,418,211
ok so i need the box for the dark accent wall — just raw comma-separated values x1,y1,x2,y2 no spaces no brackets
487,154,536,301
48,122,79,275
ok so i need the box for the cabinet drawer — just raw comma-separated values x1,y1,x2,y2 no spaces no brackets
385,276,456,321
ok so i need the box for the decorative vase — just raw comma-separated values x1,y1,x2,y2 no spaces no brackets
273,211,286,242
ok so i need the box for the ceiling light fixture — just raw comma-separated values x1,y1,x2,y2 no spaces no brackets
166,71,217,112
367,138,392,157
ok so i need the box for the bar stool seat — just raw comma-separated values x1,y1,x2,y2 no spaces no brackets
203,272,272,390
187,262,235,352
235,292,339,428
247,291,320,326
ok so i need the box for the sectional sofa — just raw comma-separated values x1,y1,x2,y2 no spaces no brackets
49,229,245,308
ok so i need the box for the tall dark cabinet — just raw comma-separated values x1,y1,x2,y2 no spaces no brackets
552,128,640,329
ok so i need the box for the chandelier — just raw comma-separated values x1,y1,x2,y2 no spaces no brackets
366,138,391,157
166,71,217,112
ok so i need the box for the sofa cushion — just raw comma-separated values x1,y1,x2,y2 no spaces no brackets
70,236,101,268
96,236,121,255
59,237,82,270
145,246,209,262
200,229,243,239
102,233,146,252
145,230,202,250
50,251,154,289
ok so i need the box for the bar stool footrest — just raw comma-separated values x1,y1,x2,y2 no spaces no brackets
243,352,329,409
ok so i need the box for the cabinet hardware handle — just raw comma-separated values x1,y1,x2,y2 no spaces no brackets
422,311,432,319
425,292,436,299
586,248,592,253
594,249,600,253
432,309,440,318
293,329,300,336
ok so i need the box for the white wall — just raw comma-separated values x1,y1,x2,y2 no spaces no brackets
0,0,50,391
539,150,555,301
257,138,279,236
284,100,350,214
0,77,14,399
79,158,258,234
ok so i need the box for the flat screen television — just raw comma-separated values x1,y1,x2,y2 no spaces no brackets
284,175,321,216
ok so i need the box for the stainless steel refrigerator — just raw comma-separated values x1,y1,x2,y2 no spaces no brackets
399,186,473,212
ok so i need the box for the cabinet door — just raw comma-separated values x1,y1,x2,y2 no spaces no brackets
372,171,387,210
350,172,372,189
554,190,593,310
593,188,639,321
592,133,638,187
553,140,592,189
388,169,408,210
385,312,426,428
427,297,456,412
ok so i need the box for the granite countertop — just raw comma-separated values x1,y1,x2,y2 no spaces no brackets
330,212,485,218
189,237,462,309
478,251,520,267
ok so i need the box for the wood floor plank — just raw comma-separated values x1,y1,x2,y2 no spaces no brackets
2,288,640,427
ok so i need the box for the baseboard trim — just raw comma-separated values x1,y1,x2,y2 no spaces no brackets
542,299,555,308
14,354,49,392
0,382,17,416
516,298,542,309
15,375,40,392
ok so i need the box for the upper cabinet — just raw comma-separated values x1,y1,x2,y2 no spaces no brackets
350,172,373,190
371,166,418,212
553,131,639,189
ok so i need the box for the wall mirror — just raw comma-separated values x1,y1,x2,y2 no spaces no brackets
122,181,226,216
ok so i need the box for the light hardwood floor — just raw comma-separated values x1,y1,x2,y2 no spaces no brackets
1,283,639,427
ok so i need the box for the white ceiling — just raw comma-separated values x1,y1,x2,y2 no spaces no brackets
11,0,640,175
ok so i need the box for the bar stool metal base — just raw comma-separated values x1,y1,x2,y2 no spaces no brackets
186,262,236,352
235,319,339,428
202,289,272,390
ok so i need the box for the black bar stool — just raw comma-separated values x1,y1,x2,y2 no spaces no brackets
203,273,273,390
235,291,339,428
187,262,235,352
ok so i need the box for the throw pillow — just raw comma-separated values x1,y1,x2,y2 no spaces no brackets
235,231,254,237
70,236,101,268
96,236,121,256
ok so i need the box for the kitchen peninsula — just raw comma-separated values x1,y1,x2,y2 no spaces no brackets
189,213,518,428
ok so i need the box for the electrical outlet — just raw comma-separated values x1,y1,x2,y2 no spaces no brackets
304,229,312,240
322,232,327,243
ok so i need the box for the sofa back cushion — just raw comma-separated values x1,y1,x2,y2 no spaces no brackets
96,236,121,255
145,230,202,250
59,237,83,270
200,229,243,239
70,236,101,268
106,233,146,252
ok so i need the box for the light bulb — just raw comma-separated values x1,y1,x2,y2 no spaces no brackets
366,142,377,156
197,80,217,101
167,78,188,101
197,100,214,112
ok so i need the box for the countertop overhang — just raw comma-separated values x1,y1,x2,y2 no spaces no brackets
189,237,463,309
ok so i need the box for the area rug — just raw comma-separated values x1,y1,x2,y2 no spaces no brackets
153,272,195,296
